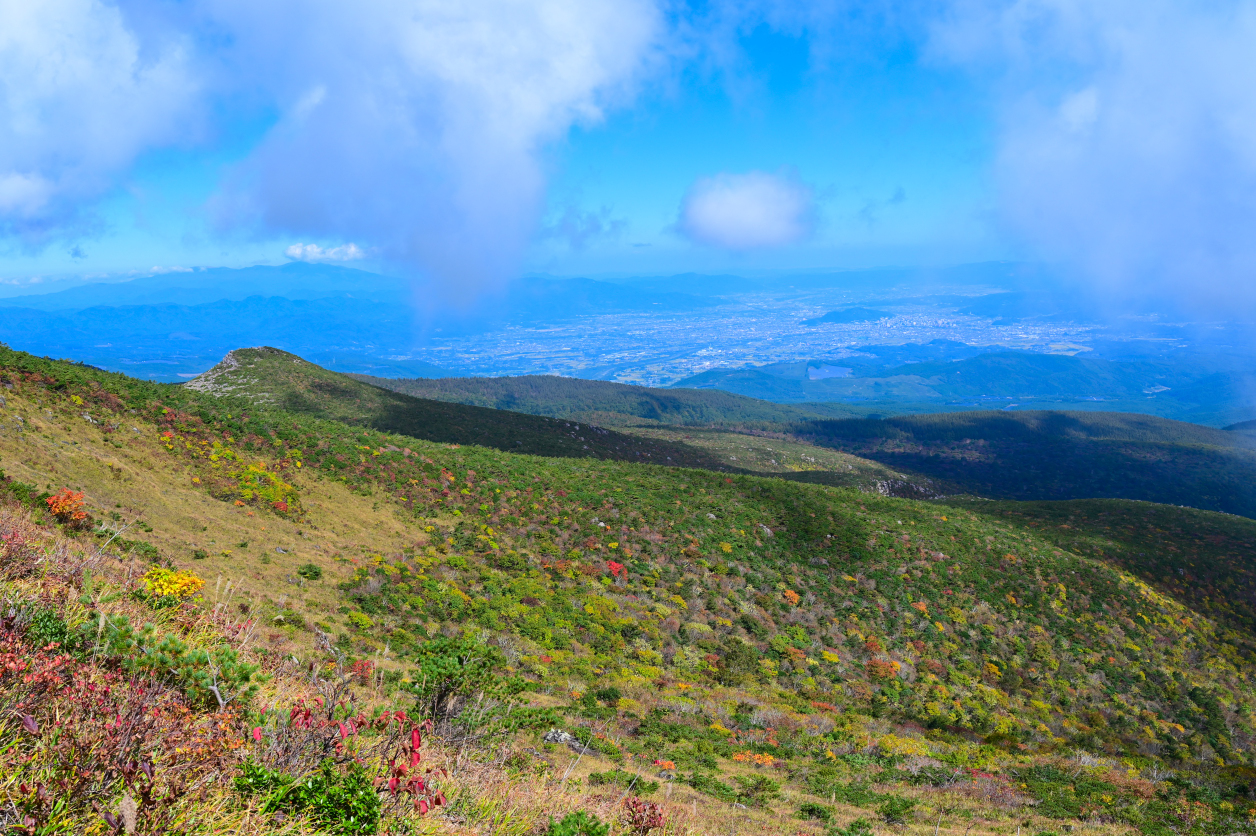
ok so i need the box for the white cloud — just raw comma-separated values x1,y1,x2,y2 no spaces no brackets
0,0,662,291
0,0,199,245
204,0,663,293
679,171,815,250
931,0,1256,311
284,242,366,262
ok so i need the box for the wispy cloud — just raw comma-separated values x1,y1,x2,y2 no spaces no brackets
0,0,662,293
678,170,815,250
931,0,1256,312
284,243,365,263
539,206,628,251
0,0,199,247
206,0,663,294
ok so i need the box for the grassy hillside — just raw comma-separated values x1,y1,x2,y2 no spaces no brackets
624,427,945,498
946,498,1256,634
187,347,728,470
795,409,1256,518
5,344,1256,835
350,372,866,428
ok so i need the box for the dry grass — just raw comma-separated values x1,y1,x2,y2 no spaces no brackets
0,386,450,662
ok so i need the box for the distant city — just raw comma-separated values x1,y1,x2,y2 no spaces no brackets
408,291,1102,385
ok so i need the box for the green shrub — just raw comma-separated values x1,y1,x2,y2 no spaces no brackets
877,795,916,824
733,774,782,807
28,608,76,651
797,802,831,821
488,551,527,571
587,769,659,796
546,811,610,836
827,818,875,836
592,686,622,705
686,772,739,804
687,772,780,807
298,563,324,580
82,612,260,708
235,758,380,836
407,636,553,741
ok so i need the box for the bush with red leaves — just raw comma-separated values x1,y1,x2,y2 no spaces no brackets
623,796,665,836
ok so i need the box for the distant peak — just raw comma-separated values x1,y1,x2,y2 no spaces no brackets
182,346,303,397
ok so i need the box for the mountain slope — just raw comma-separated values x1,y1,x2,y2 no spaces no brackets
795,409,1256,517
351,372,866,428
945,498,1256,634
185,347,727,469
6,344,1256,833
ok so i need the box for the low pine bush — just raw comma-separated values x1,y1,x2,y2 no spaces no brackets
587,769,659,795
546,811,610,836
877,795,917,824
797,802,832,821
827,818,876,836
236,758,381,836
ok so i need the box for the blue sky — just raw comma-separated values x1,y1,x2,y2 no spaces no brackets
533,25,997,276
2,1,1254,314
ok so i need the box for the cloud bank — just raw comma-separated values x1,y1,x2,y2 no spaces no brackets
0,0,198,247
0,0,661,293
932,0,1256,312
679,171,816,250
205,0,662,295
6,0,1256,315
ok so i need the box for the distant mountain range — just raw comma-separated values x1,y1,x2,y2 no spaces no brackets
673,348,1256,426
3,260,1253,427
352,371,868,428
0,263,720,380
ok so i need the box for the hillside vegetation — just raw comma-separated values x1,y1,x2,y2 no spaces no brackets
946,498,1256,634
350,372,864,428
624,427,943,498
188,347,727,470
4,344,1256,835
796,410,1256,518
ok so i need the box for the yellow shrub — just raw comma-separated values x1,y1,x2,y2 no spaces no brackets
142,567,204,598
877,733,930,758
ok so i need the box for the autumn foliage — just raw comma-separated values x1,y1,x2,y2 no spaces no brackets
44,488,88,527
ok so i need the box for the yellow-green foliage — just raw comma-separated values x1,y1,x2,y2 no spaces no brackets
142,566,205,598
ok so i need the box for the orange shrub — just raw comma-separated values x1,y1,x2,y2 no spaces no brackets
867,659,901,681
44,489,87,526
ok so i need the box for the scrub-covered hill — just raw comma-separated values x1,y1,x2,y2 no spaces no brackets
946,498,1256,634
4,343,1256,835
186,347,727,470
350,371,863,428
797,409,1256,518
197,347,938,496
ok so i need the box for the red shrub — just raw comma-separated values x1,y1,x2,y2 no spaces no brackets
623,796,665,835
